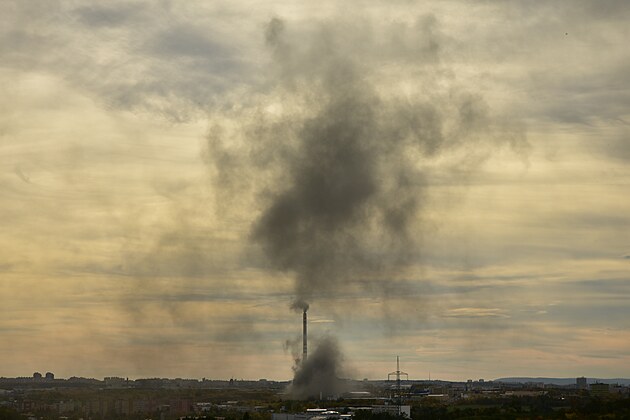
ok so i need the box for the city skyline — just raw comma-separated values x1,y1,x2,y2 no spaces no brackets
5,371,630,386
1,1,629,382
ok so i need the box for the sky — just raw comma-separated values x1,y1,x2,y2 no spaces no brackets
1,0,629,382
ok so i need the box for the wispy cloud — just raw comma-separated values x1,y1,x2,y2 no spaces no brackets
444,307,510,319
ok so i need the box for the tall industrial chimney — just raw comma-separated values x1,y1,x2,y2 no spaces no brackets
302,308,307,364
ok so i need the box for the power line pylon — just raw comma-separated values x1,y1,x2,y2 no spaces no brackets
388,356,408,416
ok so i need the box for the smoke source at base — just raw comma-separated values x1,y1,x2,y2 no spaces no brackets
289,336,347,400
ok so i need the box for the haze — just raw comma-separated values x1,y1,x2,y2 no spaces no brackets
1,0,629,382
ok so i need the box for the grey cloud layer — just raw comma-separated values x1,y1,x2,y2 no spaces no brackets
1,0,257,121
1,0,629,380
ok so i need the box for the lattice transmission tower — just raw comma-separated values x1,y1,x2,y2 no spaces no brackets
387,356,409,416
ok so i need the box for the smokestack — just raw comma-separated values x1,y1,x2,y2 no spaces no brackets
302,308,307,364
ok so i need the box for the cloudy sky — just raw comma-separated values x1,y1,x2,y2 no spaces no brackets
1,0,629,382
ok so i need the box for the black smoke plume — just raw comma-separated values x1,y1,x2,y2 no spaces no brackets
207,16,527,396
291,299,309,312
288,336,347,400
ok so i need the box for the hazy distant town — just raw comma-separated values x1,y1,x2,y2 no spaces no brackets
1,372,629,419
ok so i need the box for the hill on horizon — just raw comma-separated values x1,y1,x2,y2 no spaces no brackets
495,377,630,386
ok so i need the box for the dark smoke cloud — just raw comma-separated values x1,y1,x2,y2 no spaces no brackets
207,16,526,394
291,299,309,312
288,336,347,399
207,16,527,306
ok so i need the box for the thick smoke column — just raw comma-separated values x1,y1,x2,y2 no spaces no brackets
289,336,346,400
208,17,525,301
251,18,427,305
236,17,525,306
207,16,527,398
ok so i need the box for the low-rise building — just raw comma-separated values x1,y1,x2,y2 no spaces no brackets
590,383,610,397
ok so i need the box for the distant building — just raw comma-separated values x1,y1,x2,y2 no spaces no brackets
273,410,346,420
45,372,54,380
504,390,546,397
590,382,610,397
33,372,42,379
576,377,588,390
372,405,411,418
610,384,627,395
273,406,407,420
